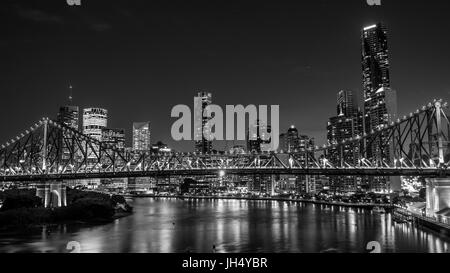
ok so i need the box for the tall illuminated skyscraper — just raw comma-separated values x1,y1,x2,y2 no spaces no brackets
337,90,357,117
362,23,390,105
361,23,398,192
132,122,151,151
195,92,213,154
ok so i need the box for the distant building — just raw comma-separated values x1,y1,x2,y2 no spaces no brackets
57,105,80,161
195,92,213,154
337,90,357,117
83,108,108,141
247,120,271,153
151,141,172,153
279,133,287,153
327,90,364,193
286,126,300,152
229,145,246,155
57,105,79,130
132,122,151,151
102,128,125,151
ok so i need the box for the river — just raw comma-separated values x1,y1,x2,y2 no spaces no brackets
0,197,449,253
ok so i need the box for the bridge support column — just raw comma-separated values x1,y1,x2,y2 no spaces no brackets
36,180,67,208
425,178,450,217
271,175,275,196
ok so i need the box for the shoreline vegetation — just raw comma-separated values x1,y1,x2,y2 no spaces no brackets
0,189,133,231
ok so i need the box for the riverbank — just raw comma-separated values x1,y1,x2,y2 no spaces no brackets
393,207,450,236
125,194,394,209
0,189,133,231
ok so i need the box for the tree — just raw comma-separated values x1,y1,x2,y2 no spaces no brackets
1,194,42,211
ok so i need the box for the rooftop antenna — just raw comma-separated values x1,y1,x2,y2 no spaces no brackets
68,84,73,104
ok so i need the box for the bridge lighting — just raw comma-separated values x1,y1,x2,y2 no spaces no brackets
219,170,225,177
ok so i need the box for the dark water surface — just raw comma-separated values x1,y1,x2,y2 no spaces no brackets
0,198,449,253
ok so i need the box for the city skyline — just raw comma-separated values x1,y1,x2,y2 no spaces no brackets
1,0,450,152
2,0,450,255
50,22,395,154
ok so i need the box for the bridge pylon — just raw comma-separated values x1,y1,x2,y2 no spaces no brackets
36,180,67,208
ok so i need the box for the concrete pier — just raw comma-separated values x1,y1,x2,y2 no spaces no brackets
426,178,450,220
36,180,67,208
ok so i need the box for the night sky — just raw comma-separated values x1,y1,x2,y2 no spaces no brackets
1,0,450,152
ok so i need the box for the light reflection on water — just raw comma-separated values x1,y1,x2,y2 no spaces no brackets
0,197,449,253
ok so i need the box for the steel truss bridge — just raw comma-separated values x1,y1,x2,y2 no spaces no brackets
1,100,450,183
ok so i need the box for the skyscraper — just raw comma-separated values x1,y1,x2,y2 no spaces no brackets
195,92,213,154
132,122,151,151
361,23,398,192
57,106,79,130
83,108,108,141
337,90,357,117
362,23,390,102
361,23,395,141
286,125,300,152
327,90,364,193
57,101,79,162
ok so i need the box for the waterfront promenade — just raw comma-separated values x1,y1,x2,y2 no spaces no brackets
124,194,395,209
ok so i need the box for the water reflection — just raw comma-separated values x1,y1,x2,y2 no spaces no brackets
0,198,449,253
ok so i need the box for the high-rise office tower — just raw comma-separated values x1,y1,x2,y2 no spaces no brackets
57,85,79,130
361,23,398,192
194,92,213,154
57,95,80,162
286,125,300,152
362,23,390,106
57,106,79,130
361,23,397,142
132,122,151,151
337,90,357,117
83,108,108,141
327,89,364,193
